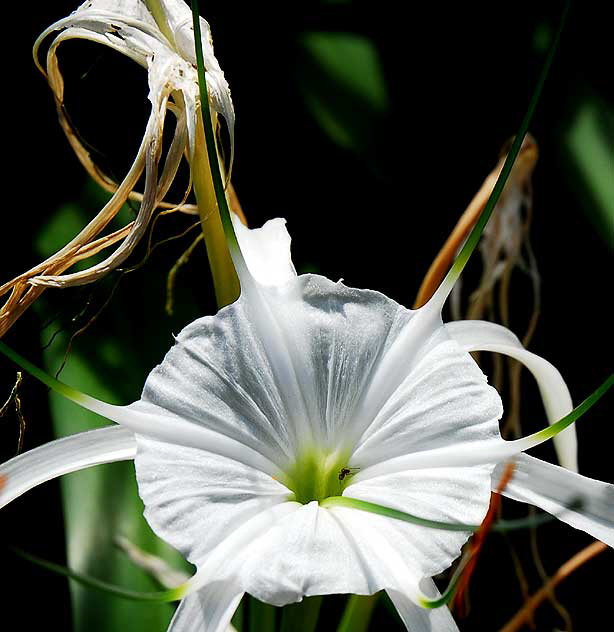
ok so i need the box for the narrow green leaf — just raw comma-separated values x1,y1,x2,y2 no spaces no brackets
248,596,277,632
337,594,378,632
29,184,191,632
279,596,323,632
12,547,184,603
525,373,613,444
321,495,559,533
564,95,614,247
191,1,242,260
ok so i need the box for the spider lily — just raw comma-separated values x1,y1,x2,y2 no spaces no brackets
1,213,612,631
31,0,235,284
0,0,236,335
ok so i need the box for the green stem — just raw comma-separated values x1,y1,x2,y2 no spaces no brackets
418,552,471,609
248,597,277,632
522,373,613,444
337,594,379,632
191,2,245,267
146,1,240,308
11,547,185,603
192,111,241,307
279,596,323,632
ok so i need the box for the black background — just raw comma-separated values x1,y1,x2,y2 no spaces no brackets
1,1,612,630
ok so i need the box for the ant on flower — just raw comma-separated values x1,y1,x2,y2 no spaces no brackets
338,467,360,482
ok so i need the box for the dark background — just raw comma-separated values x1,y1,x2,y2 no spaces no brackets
2,1,612,630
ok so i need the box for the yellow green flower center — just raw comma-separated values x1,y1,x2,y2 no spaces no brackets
285,448,354,504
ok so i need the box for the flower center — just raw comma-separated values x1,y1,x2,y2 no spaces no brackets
285,449,353,504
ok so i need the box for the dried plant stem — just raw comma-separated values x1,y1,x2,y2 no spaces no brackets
191,110,240,307
414,137,537,308
413,165,500,308
166,234,204,316
453,462,516,615
0,372,26,454
499,540,608,632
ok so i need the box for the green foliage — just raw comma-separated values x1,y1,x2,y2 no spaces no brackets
34,184,193,632
563,95,614,247
298,32,388,153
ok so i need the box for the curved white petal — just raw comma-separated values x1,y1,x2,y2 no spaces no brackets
137,274,413,462
231,502,425,605
138,429,439,604
0,426,135,508
445,320,577,471
388,583,459,632
137,427,482,608
353,338,503,468
35,0,233,154
344,464,493,577
135,437,291,568
65,391,282,478
346,305,443,447
494,454,614,547
169,585,242,632
231,214,296,288
202,501,467,608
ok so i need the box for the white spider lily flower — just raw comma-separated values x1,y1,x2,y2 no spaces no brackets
1,217,612,632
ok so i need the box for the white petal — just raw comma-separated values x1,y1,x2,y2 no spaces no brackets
344,464,493,577
138,275,412,462
0,426,135,508
494,454,614,547
169,585,242,632
445,320,577,471
388,583,459,632
179,501,303,598
66,392,281,477
346,304,443,447
139,448,468,608
230,502,425,605
353,338,502,468
231,214,296,287
135,437,291,569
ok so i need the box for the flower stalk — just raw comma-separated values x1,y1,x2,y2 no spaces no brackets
191,109,241,306
279,596,323,632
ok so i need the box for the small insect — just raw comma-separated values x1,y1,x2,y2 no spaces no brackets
338,466,360,481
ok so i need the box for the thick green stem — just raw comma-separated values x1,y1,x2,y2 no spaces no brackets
192,111,240,307
144,0,241,308
279,596,323,632
248,597,276,632
337,594,379,632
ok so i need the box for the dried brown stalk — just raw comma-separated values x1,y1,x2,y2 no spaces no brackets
414,135,538,308
499,540,608,632
453,462,516,616
0,372,26,454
